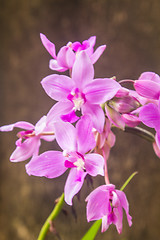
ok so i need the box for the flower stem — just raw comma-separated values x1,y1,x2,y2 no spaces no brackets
120,171,138,191
37,193,64,240
124,126,155,142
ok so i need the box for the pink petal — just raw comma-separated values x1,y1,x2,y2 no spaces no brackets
40,33,56,59
87,36,96,48
90,45,106,64
121,113,140,127
72,51,94,90
139,103,160,129
49,59,68,72
61,110,79,123
82,103,105,133
113,205,123,234
85,153,104,176
0,121,34,132
84,78,121,104
134,80,160,99
46,101,74,124
26,151,67,178
54,121,77,151
35,116,47,135
105,105,125,130
86,185,110,221
64,168,87,205
139,71,160,83
57,46,75,69
116,190,132,227
41,74,74,101
76,115,96,154
10,138,40,162
102,215,110,232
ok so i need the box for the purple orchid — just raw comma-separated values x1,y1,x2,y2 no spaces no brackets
0,111,58,162
134,71,160,100
86,184,132,234
40,33,106,72
41,51,121,133
139,100,160,155
26,115,104,205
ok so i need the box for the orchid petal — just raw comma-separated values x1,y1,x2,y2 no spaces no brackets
139,103,160,129
72,51,94,90
86,185,110,221
49,59,68,72
90,45,106,64
116,190,132,226
41,74,74,101
139,71,160,83
10,138,40,162
35,116,47,135
134,80,160,99
40,33,56,59
121,113,140,127
76,115,96,154
85,153,104,176
47,101,74,124
82,103,105,133
26,151,66,178
84,78,121,104
57,46,75,69
64,168,87,205
54,121,77,151
0,121,34,132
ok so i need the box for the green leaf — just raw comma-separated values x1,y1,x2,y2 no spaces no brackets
81,219,102,240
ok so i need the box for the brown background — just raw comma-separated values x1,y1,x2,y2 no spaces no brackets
0,0,160,239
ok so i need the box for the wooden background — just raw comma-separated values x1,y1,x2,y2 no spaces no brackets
0,0,160,239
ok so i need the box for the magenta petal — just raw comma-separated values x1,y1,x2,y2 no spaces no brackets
121,113,140,127
72,51,94,90
0,121,34,132
85,153,104,176
61,110,79,123
116,190,132,227
90,45,106,64
87,36,96,48
84,78,121,104
139,103,160,129
82,103,105,133
57,46,75,69
134,80,160,99
139,71,160,83
54,121,77,151
40,33,56,59
64,168,87,205
47,101,74,124
86,185,109,221
10,138,40,162
113,205,123,234
41,74,74,101
26,151,66,178
76,115,96,154
49,59,68,72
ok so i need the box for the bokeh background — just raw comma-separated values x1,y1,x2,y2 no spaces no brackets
1,0,160,239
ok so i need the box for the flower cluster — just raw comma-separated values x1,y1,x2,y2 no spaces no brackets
1,34,159,235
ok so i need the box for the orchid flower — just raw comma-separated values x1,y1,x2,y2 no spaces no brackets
139,100,160,156
26,115,104,205
86,184,132,234
0,105,63,162
40,33,106,72
41,51,121,133
134,71,160,100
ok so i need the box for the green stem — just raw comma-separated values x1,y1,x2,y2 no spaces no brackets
120,171,138,191
37,193,64,240
124,126,155,142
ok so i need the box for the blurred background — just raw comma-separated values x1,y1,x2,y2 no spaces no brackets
0,0,160,239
